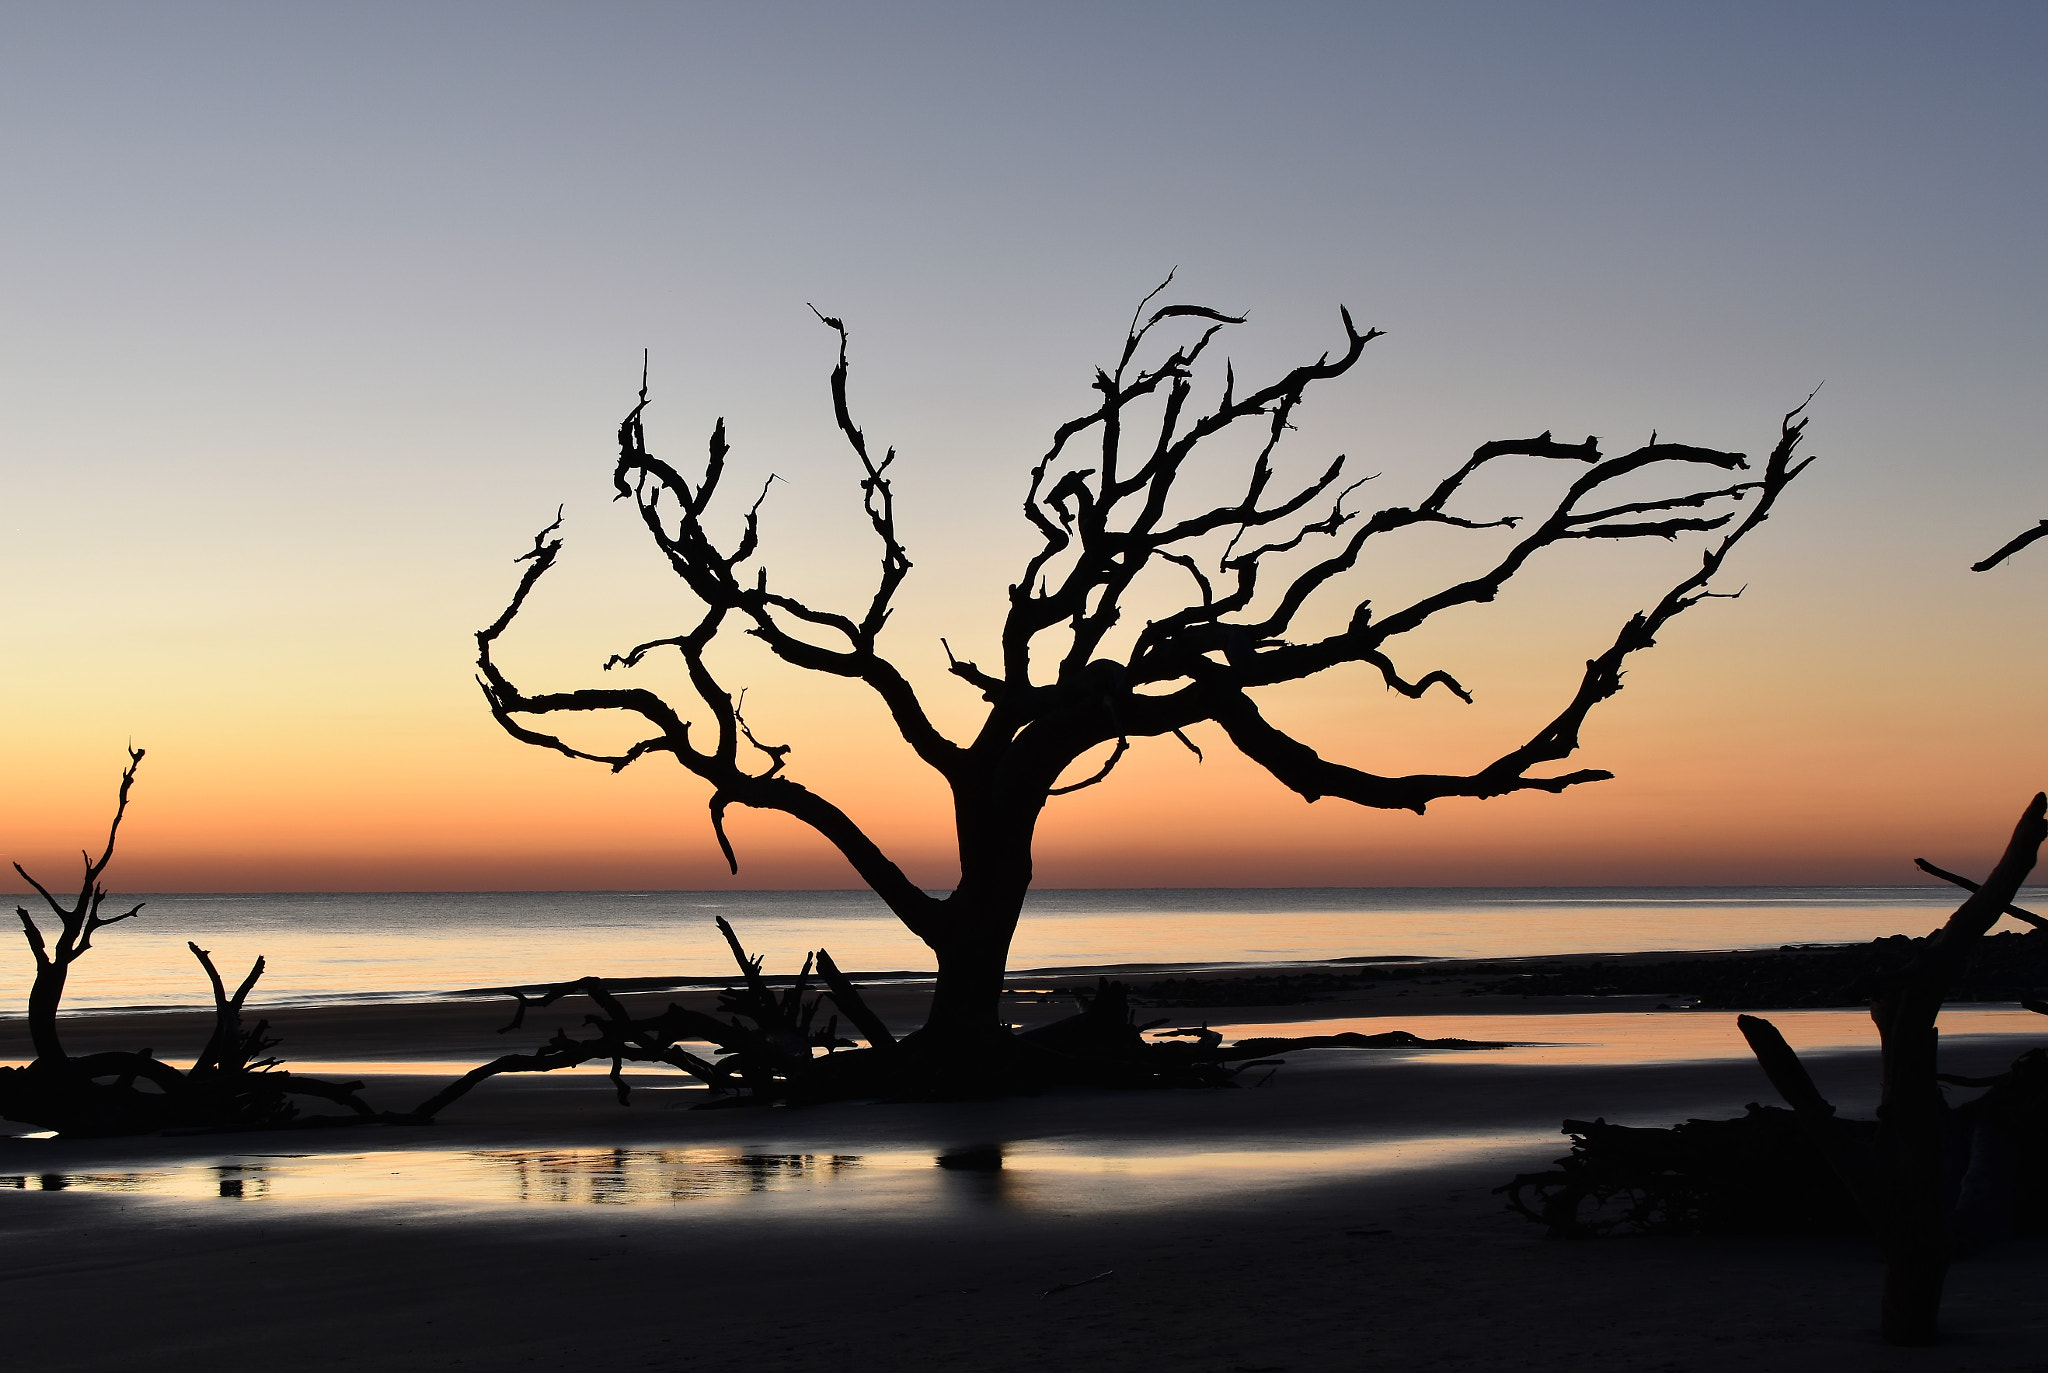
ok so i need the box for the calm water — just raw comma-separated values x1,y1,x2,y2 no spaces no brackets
1195,1005,2048,1067
6,885,2037,1015
0,1132,1542,1213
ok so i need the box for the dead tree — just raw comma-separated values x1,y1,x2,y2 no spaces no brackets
14,746,148,1064
1739,792,2048,1346
479,278,1813,1076
3,751,382,1135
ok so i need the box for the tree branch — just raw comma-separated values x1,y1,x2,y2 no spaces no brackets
1971,519,2048,572
1048,737,1129,797
1912,857,2048,930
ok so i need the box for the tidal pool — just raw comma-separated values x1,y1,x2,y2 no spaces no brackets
1173,1003,2048,1067
0,1131,1545,1213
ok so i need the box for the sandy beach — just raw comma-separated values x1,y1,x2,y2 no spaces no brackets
3,955,2047,1372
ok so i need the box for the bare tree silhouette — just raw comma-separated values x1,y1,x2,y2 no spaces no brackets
4,751,382,1133
479,280,1813,1075
14,746,148,1065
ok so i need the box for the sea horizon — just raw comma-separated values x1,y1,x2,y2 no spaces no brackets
52,881,2000,896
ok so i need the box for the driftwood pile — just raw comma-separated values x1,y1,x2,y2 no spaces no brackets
1500,1106,1869,1238
1501,1042,2048,1243
0,939,382,1137
0,912,1306,1135
431,930,1296,1112
1501,793,2048,1347
2,750,381,1137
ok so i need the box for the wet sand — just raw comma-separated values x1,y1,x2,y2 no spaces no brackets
4,960,2048,1371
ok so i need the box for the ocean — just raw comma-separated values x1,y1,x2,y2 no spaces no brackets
7,884,2036,1016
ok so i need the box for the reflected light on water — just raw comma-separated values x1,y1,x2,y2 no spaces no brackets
0,1131,1541,1212
1182,1004,2048,1066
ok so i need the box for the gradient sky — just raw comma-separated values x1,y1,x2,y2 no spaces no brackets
5,2,2046,892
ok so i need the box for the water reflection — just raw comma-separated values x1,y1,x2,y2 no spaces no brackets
0,1131,1536,1212
216,1163,273,1199
935,1144,1016,1206
1183,1005,2048,1067
0,1147,891,1207
490,1149,863,1204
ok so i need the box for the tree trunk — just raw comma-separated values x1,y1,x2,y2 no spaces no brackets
26,961,70,1064
1873,1017,1954,1343
919,800,1037,1057
1881,1249,1948,1347
914,898,1023,1059
921,932,1015,1044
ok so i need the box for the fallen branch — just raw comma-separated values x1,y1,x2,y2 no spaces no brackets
1040,1271,1116,1299
1912,857,2048,930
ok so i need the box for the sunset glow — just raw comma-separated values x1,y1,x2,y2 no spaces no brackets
5,6,2045,896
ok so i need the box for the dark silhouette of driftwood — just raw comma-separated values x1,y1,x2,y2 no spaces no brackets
14,746,148,1064
1499,1106,1873,1239
403,919,856,1117
1501,1039,2048,1245
408,937,1288,1116
1913,857,2048,929
475,278,1815,1076
1218,1028,1512,1056
1738,793,2045,1345
1504,795,2048,1349
1,752,385,1136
